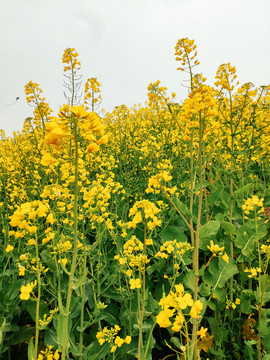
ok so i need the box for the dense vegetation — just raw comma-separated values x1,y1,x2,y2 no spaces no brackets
0,39,270,360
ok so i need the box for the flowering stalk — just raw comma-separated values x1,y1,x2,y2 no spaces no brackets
190,113,204,360
61,115,79,360
79,227,87,359
34,229,41,360
137,220,146,360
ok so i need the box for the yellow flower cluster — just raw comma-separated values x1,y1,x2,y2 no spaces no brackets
146,170,177,195
147,80,171,108
242,195,264,216
157,284,203,332
261,243,270,254
96,325,131,353
226,297,240,310
62,47,81,73
244,267,262,278
175,38,199,72
53,239,72,254
84,77,102,111
82,173,123,228
37,346,59,360
197,326,208,339
114,235,150,288
9,200,50,235
128,199,161,230
44,119,68,151
20,280,37,300
40,151,57,167
24,81,53,128
39,307,59,327
5,244,14,253
155,240,192,259
207,240,229,263
214,62,238,92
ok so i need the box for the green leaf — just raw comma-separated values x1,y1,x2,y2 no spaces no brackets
183,271,195,292
221,221,236,236
95,311,119,326
208,185,224,205
235,220,267,256
143,334,156,360
172,197,191,216
170,336,183,350
86,340,110,360
11,326,35,345
161,225,188,243
73,267,90,289
203,257,238,290
199,221,220,240
0,317,17,333
44,328,58,348
258,310,270,347
57,313,72,352
27,337,35,360
220,190,231,208
25,300,49,323
235,184,252,198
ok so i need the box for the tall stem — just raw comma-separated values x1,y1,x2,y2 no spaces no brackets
229,89,235,322
138,221,147,360
190,113,204,360
189,129,195,248
34,230,41,360
61,116,79,360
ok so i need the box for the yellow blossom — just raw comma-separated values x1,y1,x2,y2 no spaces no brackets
6,244,14,253
130,278,141,289
197,327,208,338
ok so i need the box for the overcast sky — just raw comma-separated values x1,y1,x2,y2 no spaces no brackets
1,0,270,137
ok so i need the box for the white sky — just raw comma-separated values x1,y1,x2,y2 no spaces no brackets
1,0,270,137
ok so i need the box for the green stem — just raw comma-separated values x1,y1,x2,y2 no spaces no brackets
34,231,41,360
138,221,147,360
190,113,204,360
79,227,87,359
61,116,79,360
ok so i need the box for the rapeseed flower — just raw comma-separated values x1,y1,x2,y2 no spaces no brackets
20,281,37,300
5,244,14,252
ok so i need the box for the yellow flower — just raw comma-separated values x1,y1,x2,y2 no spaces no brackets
97,134,109,145
20,281,37,300
171,321,182,332
58,258,68,266
156,309,174,328
130,278,141,289
222,252,229,263
207,240,225,254
40,152,57,167
6,244,14,253
235,298,241,305
18,265,26,276
145,238,153,245
87,143,100,153
124,335,131,344
190,300,203,318
46,213,55,225
197,326,208,338
53,350,60,360
110,345,117,353
70,105,89,119
114,336,124,347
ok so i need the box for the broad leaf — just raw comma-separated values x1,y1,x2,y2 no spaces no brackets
203,257,238,290
235,220,267,256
